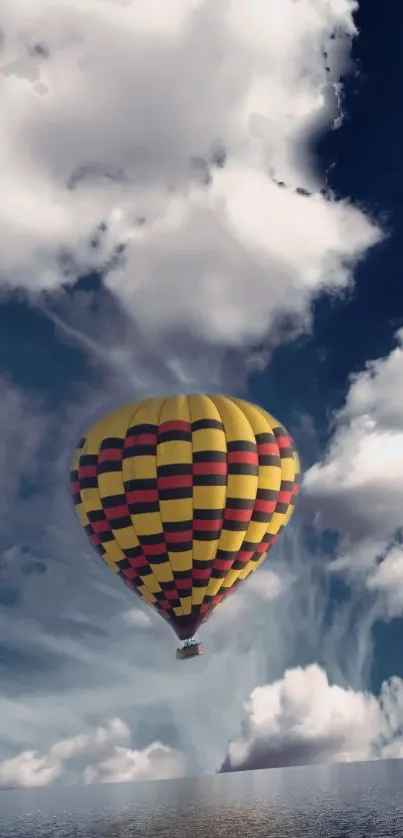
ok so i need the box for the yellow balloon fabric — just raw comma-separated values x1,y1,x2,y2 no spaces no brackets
70,394,299,640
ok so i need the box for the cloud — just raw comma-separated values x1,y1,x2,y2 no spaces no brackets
83,741,186,785
244,569,290,602
0,377,48,522
366,547,403,620
220,663,403,773
0,717,185,787
0,718,129,787
302,329,403,615
121,609,153,630
37,285,253,400
0,750,61,789
0,0,381,358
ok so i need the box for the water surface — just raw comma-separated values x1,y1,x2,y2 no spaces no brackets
1,759,402,837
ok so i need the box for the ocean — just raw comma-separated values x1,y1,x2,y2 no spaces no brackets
1,759,402,837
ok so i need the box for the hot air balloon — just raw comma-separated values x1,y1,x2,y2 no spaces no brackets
70,394,299,660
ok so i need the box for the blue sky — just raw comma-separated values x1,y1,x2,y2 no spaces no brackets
1,0,403,788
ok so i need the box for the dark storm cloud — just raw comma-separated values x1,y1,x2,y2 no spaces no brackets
219,733,347,773
0,643,68,686
21,561,47,576
0,587,20,607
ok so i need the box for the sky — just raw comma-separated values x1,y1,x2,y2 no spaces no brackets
1,0,403,789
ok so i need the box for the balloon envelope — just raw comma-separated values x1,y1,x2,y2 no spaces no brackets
70,394,299,641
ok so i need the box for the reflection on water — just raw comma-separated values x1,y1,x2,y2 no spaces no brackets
1,759,403,838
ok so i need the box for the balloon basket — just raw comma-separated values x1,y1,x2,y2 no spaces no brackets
176,641,204,661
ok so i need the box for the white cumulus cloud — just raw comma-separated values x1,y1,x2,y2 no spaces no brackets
83,741,186,785
0,0,381,354
221,664,403,772
303,329,403,615
0,718,185,788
